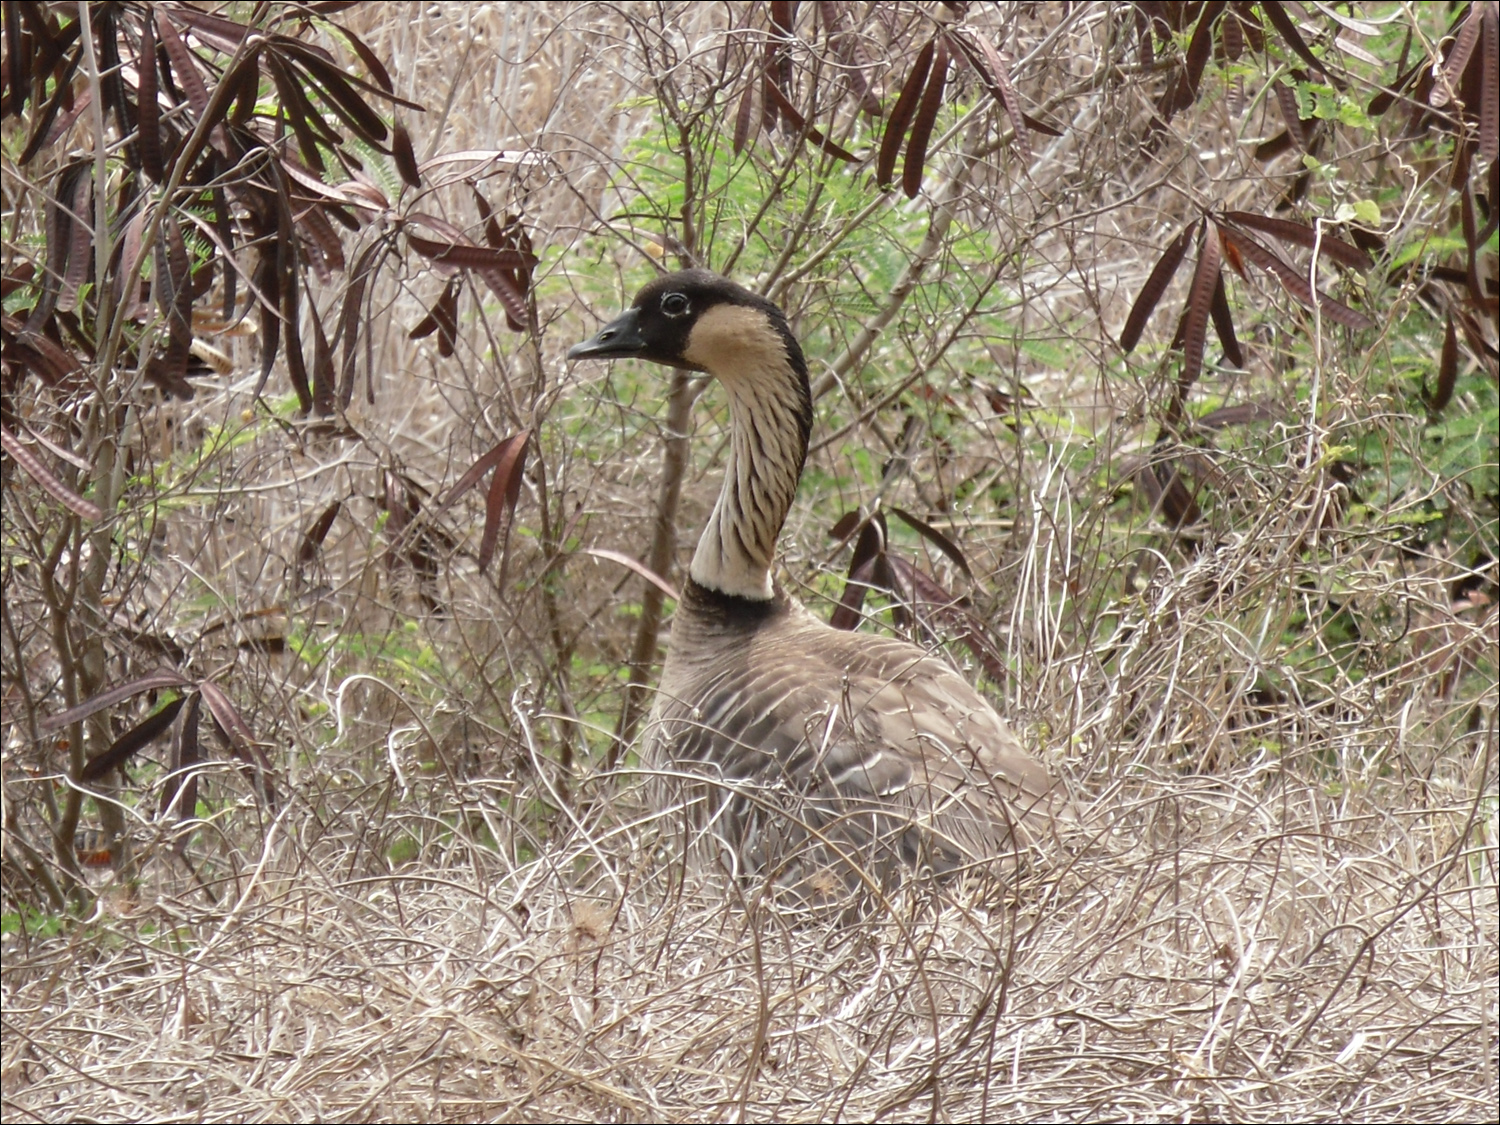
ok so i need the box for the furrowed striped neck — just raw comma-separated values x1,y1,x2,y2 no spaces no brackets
682,304,812,602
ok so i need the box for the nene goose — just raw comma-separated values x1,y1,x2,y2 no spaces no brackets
570,270,1064,888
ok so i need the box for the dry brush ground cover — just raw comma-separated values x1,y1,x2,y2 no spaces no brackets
2,768,1495,1121
2,2,1496,1121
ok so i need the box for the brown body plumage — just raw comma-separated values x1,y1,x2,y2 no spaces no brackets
570,270,1064,885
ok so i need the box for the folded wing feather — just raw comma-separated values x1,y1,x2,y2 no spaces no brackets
644,605,1056,881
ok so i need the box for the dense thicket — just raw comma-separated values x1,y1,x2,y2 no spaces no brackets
2,4,1493,1118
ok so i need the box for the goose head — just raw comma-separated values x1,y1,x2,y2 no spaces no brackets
568,270,808,387
569,270,814,602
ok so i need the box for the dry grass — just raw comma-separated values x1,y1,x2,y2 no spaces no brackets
3,2,1497,1120
3,760,1493,1121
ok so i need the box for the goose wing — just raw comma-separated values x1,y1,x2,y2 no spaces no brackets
647,624,1058,875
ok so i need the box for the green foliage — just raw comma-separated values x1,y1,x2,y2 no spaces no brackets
2,907,67,940
1295,81,1374,129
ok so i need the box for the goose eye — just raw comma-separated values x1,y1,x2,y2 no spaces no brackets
661,292,691,318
